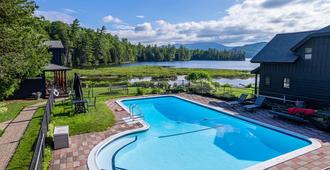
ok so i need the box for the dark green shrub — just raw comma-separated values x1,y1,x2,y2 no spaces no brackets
186,72,211,82
136,88,145,95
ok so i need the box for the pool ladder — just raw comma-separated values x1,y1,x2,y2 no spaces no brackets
129,104,144,120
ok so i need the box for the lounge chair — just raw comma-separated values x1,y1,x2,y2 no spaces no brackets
269,110,309,123
243,96,266,111
227,94,248,106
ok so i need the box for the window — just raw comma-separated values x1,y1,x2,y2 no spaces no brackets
265,76,271,86
304,48,312,60
283,78,290,89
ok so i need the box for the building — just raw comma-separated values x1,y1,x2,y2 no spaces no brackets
44,40,65,65
251,25,330,105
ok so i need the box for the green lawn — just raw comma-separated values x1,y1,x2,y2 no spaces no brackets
7,107,45,170
215,86,255,98
72,66,253,79
51,87,151,136
0,100,40,123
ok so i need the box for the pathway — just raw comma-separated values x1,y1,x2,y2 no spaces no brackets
0,103,43,170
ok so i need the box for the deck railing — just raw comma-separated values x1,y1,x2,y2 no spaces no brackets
29,89,55,170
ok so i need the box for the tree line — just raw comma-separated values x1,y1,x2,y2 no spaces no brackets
45,19,245,66
0,0,244,99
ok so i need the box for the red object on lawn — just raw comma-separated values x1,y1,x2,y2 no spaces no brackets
288,107,316,116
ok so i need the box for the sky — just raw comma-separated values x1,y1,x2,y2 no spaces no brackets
34,0,330,46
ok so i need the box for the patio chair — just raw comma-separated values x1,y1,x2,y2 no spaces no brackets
86,96,97,111
243,96,266,111
227,94,248,106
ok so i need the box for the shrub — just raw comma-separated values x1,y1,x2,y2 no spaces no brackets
172,85,186,93
136,88,145,95
186,72,211,82
151,88,163,94
246,83,254,88
157,81,170,89
214,93,237,101
0,103,8,113
189,80,216,94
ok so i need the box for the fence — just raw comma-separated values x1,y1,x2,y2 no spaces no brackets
29,89,55,170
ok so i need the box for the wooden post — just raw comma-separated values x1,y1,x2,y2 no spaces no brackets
254,74,258,96
64,71,67,93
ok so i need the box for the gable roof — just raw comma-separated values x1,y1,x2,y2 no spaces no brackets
44,40,64,49
251,25,330,63
291,26,330,51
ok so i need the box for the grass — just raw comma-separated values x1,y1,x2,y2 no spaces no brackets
7,107,45,170
52,100,115,135
215,86,255,98
0,100,40,123
71,66,253,79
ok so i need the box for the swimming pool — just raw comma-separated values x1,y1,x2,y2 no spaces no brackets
89,96,320,170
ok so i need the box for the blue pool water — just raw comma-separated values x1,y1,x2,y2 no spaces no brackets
98,96,311,170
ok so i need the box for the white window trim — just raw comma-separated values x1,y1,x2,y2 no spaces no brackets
304,48,312,60
283,78,290,89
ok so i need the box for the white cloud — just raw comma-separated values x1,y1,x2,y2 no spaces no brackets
62,8,78,14
135,23,153,32
136,15,145,19
34,10,75,24
110,0,330,46
102,15,123,24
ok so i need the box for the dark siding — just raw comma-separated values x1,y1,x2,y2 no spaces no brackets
49,48,64,65
11,77,46,99
258,36,330,103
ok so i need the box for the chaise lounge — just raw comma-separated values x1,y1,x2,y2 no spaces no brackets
227,94,248,106
243,96,266,111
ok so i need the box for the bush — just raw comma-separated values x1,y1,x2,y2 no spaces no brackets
214,93,237,101
172,85,186,93
136,88,145,95
0,103,8,113
151,88,163,94
189,80,216,94
157,81,170,89
246,83,254,88
186,72,211,82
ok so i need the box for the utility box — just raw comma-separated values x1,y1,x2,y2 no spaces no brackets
54,125,69,149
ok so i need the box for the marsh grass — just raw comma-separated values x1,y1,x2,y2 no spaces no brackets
71,66,252,79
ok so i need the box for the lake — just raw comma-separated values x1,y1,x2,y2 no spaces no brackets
120,60,259,71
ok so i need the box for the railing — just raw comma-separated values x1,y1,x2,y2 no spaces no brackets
29,89,55,170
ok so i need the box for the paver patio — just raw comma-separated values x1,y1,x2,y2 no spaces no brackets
51,94,330,170
0,103,43,170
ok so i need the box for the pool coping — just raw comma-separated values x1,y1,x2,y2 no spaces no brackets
87,95,321,170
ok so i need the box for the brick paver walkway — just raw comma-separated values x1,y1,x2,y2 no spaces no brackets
0,104,42,170
51,94,330,170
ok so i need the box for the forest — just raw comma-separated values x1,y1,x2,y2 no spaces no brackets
45,19,245,66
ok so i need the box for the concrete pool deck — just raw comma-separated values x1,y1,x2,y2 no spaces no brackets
51,94,330,170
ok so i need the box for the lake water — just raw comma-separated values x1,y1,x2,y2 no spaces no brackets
129,75,255,87
120,60,259,71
